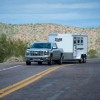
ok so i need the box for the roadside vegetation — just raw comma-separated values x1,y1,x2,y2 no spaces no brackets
88,49,98,58
0,34,27,63
0,23,100,62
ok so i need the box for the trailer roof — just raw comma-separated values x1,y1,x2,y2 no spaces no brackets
49,33,87,37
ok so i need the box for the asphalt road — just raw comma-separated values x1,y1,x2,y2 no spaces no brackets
0,59,100,100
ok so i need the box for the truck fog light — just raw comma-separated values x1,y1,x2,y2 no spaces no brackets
46,57,49,60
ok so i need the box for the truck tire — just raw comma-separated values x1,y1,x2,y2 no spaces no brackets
58,55,63,65
38,62,42,65
48,55,53,65
26,61,31,65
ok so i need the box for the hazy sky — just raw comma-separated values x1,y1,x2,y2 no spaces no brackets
0,0,100,27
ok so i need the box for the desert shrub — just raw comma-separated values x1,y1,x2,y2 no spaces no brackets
0,34,27,62
88,49,97,58
0,34,8,62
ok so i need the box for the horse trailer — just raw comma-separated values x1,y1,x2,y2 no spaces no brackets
48,34,88,63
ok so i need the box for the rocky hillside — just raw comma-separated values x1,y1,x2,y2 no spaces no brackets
0,23,100,54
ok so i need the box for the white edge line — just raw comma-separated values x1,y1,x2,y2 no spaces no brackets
0,65,22,72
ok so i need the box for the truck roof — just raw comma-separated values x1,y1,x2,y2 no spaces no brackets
32,42,55,44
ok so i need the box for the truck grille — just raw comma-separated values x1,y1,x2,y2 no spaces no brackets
30,51,43,56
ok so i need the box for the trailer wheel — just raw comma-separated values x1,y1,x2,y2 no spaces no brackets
79,57,84,63
26,61,31,65
79,55,87,63
83,57,86,63
48,55,53,65
58,55,63,65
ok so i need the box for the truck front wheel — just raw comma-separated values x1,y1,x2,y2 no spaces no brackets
48,55,53,65
26,61,31,65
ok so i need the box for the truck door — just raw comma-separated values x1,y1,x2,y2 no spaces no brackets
52,43,60,60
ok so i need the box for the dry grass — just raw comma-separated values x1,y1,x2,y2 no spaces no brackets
0,23,100,55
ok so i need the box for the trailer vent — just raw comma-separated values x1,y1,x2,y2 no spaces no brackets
55,38,62,42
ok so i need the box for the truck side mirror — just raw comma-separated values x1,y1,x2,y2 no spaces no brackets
27,47,30,49
27,46,31,49
52,46,57,49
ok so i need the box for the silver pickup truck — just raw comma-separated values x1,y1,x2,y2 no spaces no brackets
25,42,63,65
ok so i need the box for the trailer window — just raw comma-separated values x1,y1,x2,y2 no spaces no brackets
73,37,77,45
55,38,62,42
74,40,76,44
77,37,80,45
74,37,83,45
78,40,80,44
81,37,83,45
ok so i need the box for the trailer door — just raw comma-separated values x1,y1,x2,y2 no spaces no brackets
73,45,77,57
73,37,77,58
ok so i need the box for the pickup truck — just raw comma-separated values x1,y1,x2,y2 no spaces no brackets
25,42,63,65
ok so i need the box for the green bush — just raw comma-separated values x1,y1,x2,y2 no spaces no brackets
0,34,27,62
88,49,97,58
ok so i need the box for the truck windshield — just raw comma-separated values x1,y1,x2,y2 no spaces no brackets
31,43,51,49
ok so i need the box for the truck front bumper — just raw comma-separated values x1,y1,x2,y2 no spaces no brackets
25,56,50,62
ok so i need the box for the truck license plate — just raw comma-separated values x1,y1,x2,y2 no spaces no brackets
34,59,40,61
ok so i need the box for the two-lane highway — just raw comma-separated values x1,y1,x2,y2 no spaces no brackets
0,63,54,89
0,59,100,100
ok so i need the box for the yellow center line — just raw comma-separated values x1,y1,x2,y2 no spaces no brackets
0,64,72,98
0,67,54,92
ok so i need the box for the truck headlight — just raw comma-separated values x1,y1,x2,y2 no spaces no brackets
44,51,49,55
26,50,30,55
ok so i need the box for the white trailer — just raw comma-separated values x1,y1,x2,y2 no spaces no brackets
48,34,88,63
